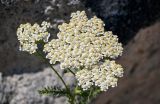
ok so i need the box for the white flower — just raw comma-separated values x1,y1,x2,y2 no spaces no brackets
75,69,93,90
17,21,51,54
44,11,123,69
92,60,123,91
76,60,123,91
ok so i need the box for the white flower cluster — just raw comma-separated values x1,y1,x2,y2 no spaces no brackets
76,60,123,91
17,21,51,54
42,11,124,91
44,11,123,69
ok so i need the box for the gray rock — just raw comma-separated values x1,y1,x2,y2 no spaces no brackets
84,0,160,44
0,67,72,104
0,73,4,103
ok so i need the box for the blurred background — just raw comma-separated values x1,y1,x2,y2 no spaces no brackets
0,0,160,104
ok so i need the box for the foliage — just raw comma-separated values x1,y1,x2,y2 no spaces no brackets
38,86,68,97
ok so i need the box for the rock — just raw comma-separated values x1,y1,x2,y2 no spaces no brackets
94,22,160,104
0,67,69,104
0,0,92,75
84,0,160,44
0,73,4,103
54,97,67,104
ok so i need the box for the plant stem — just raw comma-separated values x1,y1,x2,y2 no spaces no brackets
87,88,93,103
67,68,75,76
35,51,75,104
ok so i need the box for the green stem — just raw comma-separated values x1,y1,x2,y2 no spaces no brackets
87,88,93,104
67,68,75,76
35,51,75,104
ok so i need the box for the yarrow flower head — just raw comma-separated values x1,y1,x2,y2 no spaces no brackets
76,60,123,91
43,11,124,91
17,21,51,54
44,11,123,69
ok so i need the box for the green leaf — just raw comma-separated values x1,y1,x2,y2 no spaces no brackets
38,86,68,97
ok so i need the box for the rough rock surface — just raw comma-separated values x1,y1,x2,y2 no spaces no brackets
0,0,92,75
94,22,160,104
0,65,75,104
84,0,160,44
